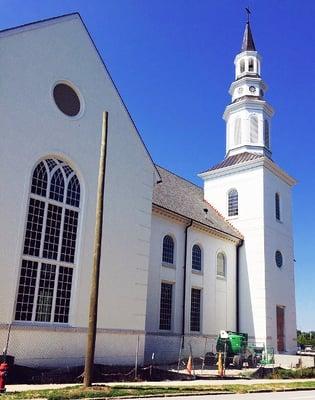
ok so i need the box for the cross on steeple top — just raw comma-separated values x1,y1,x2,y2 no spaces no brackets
245,7,251,23
241,11,256,52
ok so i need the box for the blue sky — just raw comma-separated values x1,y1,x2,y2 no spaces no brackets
2,0,314,331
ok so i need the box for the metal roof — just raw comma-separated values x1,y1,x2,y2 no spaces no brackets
205,152,264,172
241,22,256,52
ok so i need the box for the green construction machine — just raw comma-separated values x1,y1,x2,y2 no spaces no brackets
216,330,261,369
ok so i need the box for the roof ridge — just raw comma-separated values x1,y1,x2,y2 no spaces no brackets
0,13,80,36
156,164,203,190
203,199,244,239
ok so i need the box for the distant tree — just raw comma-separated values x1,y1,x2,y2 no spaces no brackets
297,330,315,348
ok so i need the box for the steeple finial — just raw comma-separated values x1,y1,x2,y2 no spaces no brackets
245,7,251,23
241,8,256,52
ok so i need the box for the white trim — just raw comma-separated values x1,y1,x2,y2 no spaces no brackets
216,250,227,279
161,233,176,267
158,280,175,332
199,157,296,187
51,80,85,120
191,242,203,273
223,98,274,121
0,14,80,39
230,76,268,96
14,158,82,325
189,286,203,334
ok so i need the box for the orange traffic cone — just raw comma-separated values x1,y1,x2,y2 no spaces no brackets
186,355,192,375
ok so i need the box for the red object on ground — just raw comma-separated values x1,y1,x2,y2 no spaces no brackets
0,362,9,393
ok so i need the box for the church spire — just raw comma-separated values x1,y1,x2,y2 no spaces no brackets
222,14,274,159
241,22,256,52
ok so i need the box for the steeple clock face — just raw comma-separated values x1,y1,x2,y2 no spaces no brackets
249,86,256,93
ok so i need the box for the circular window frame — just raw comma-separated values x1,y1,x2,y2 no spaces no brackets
52,80,84,119
275,250,283,268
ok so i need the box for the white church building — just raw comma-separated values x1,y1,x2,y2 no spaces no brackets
0,13,297,367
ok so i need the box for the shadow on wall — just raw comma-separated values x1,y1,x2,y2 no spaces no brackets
239,246,256,342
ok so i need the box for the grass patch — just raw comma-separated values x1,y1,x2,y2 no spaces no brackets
2,381,315,400
271,368,315,379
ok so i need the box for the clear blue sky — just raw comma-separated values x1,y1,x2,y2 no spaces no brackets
2,0,314,331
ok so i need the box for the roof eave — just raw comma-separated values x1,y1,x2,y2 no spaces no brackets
152,203,243,243
199,157,297,187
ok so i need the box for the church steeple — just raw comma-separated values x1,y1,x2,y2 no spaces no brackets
241,22,256,52
223,15,274,159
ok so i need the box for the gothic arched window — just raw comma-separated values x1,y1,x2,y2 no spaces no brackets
275,193,281,221
250,115,258,143
192,245,202,271
234,118,242,145
228,189,238,217
15,158,81,323
264,119,270,148
217,252,226,277
162,235,174,265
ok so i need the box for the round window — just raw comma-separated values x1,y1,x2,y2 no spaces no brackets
275,251,283,268
53,83,81,117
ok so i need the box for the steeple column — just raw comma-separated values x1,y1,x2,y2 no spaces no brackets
224,20,274,158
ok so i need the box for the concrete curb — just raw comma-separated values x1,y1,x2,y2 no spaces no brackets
69,387,315,400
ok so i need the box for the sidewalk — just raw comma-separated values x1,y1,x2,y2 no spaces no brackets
5,377,315,393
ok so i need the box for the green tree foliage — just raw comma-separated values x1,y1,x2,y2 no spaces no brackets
297,330,315,347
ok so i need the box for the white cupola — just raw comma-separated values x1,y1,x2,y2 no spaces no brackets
224,20,274,158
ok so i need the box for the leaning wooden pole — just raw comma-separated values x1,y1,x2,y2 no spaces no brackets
84,111,108,387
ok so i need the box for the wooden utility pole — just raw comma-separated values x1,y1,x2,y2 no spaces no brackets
84,111,108,387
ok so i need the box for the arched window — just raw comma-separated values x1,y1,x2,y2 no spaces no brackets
248,58,254,72
250,115,258,143
234,118,242,145
275,193,281,221
15,158,81,323
264,119,270,148
240,60,245,73
217,252,226,277
162,235,174,265
192,245,202,271
228,189,238,217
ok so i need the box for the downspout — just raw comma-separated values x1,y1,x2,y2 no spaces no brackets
236,239,244,332
182,219,193,347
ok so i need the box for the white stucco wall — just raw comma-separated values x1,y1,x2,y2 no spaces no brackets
263,167,297,353
201,160,296,353
202,165,266,344
0,15,155,366
145,212,237,362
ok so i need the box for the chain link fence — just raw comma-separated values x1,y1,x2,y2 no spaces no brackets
1,324,313,384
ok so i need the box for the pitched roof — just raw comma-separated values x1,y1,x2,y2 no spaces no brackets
153,166,243,240
241,22,256,52
205,152,264,172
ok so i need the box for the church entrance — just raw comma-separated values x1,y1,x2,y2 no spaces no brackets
276,305,285,352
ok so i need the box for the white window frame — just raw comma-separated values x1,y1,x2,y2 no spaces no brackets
227,188,239,218
161,233,176,268
191,243,203,273
158,281,175,331
216,251,227,279
275,192,282,222
14,158,81,325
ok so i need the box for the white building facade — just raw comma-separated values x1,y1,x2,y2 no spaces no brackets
0,14,158,367
0,14,297,368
